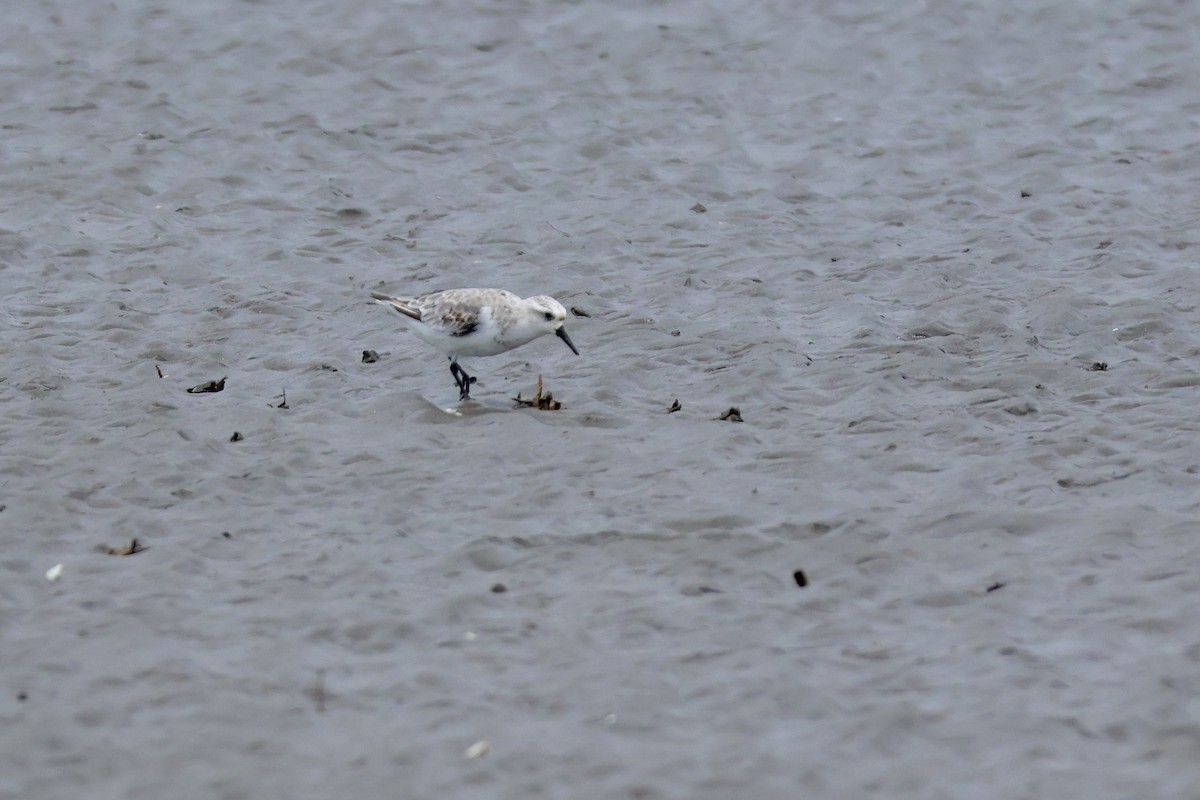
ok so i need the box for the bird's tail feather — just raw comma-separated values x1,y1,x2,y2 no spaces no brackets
369,292,420,320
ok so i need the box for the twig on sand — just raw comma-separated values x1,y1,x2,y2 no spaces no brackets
106,538,148,556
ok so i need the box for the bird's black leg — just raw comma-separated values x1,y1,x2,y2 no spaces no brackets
449,360,476,401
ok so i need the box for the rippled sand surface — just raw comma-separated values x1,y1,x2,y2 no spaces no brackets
4,1,1200,797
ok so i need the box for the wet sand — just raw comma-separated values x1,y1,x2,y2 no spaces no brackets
3,1,1200,798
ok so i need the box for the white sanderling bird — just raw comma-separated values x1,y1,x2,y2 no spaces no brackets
370,287,580,400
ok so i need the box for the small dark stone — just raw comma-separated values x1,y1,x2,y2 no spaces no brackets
222,532,232,539
570,306,591,318
793,570,809,588
690,203,707,213
491,583,508,594
697,586,721,594
986,582,1006,593
718,407,743,422
361,350,379,363
1020,190,1031,198
230,431,243,442
1089,362,1108,371
668,399,681,413
670,330,681,336
16,691,27,701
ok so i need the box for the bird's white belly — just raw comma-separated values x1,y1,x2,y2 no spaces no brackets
404,316,540,359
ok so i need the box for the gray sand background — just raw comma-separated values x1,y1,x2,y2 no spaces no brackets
4,0,1200,797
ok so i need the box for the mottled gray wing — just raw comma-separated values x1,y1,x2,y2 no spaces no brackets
416,293,483,338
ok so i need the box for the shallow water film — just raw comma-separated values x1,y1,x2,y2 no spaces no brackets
4,1,1200,798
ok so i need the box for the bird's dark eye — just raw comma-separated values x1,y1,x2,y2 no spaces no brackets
543,311,553,321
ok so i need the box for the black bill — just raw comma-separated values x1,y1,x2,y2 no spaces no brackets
556,327,580,355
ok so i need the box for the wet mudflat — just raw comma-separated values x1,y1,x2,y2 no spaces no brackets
3,1,1200,798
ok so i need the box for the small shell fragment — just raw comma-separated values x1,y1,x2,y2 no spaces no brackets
464,740,491,759
45,564,64,581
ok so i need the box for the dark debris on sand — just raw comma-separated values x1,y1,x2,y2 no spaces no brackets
186,377,226,394
104,538,148,556
513,375,562,411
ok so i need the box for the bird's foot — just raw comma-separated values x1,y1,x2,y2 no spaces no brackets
450,362,477,401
